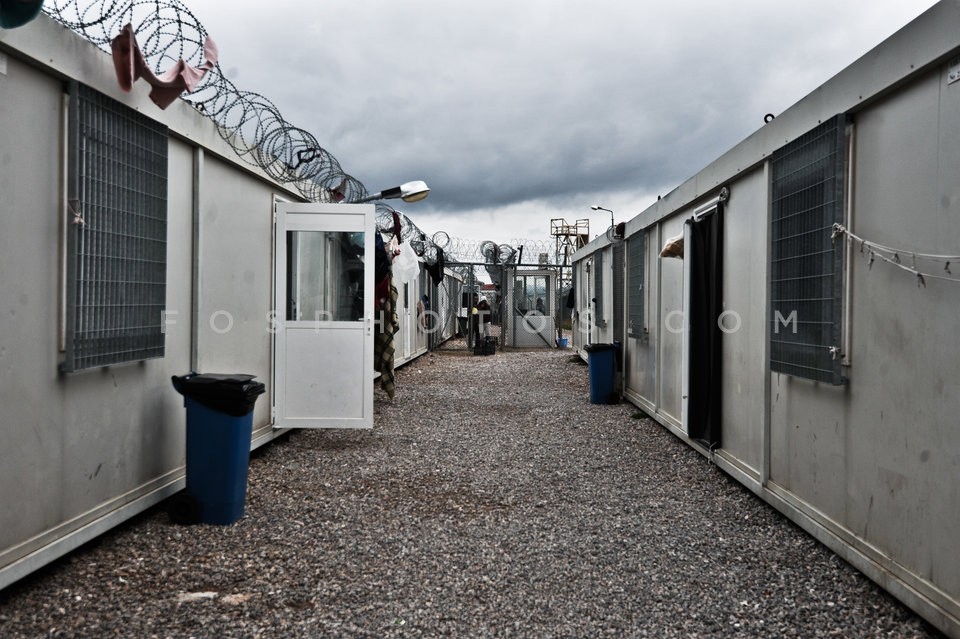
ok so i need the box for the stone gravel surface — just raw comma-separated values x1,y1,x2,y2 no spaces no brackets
0,346,943,638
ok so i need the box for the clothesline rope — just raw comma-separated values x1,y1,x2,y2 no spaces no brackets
832,223,960,287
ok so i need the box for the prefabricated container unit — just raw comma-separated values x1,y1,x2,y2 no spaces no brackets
571,245,616,354
571,3,960,635
504,268,560,348
0,16,446,591
392,263,461,364
432,267,464,345
393,263,429,366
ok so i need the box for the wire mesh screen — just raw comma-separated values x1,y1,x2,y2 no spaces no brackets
612,242,625,343
593,250,605,326
628,231,645,336
434,276,459,343
770,114,847,385
63,82,168,372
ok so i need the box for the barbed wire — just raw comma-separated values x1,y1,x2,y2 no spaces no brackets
43,0,367,203
40,1,547,268
444,237,558,263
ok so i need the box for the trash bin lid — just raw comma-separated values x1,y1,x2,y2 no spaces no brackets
172,373,266,417
176,372,256,386
584,342,616,352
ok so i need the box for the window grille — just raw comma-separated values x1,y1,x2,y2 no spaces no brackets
769,114,847,385
62,82,169,372
628,231,645,336
570,269,577,315
593,250,605,326
612,242,625,342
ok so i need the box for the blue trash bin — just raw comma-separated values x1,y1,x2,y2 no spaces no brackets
183,397,253,524
585,343,617,404
172,373,265,525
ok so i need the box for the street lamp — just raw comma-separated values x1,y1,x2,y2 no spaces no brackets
591,204,614,230
355,180,430,203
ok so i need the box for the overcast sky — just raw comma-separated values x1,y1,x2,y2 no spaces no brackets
192,0,937,247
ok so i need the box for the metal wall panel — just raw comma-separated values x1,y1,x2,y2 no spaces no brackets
0,57,70,554
773,67,960,601
195,157,275,429
657,216,685,425
624,227,657,408
718,171,769,476
570,7,960,631
0,57,193,575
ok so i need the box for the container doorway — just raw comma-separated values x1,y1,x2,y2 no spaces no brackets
272,201,375,429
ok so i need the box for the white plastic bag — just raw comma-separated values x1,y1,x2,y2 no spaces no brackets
393,240,421,283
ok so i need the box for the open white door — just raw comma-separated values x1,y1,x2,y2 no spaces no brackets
681,220,691,434
273,201,374,429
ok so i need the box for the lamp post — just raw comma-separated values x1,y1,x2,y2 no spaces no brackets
591,204,614,232
355,180,430,203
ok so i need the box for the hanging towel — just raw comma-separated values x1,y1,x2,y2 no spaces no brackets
659,232,684,259
111,23,218,109
427,246,445,285
373,280,399,399
391,211,403,241
330,177,347,202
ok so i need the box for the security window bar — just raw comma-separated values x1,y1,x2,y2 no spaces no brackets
62,82,169,372
593,250,605,327
570,269,577,317
628,231,645,336
769,114,847,385
612,243,625,343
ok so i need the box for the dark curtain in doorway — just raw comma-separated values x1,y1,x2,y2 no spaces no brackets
687,204,723,449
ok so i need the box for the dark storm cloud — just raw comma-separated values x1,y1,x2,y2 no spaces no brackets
194,0,936,241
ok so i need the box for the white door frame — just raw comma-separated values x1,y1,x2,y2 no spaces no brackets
273,201,375,429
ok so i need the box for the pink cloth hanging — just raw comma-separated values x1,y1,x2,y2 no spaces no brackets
330,177,348,202
111,23,218,110
391,211,402,242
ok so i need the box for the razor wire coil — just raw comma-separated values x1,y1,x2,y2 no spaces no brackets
40,1,543,265
43,0,369,204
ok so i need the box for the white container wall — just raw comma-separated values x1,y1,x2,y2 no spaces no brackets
0,14,450,590
572,2,960,635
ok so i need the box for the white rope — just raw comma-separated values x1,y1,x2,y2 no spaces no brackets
832,223,960,262
832,223,960,287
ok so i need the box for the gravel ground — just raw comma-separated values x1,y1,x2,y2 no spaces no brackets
0,345,944,638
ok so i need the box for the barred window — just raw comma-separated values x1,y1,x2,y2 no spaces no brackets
593,250,605,326
612,242,625,340
628,231,645,336
570,269,577,313
770,114,847,385
62,82,169,372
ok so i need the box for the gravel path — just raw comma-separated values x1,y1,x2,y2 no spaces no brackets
0,347,943,638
